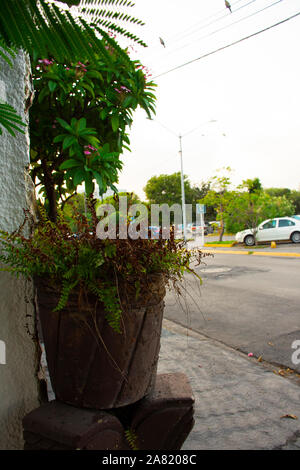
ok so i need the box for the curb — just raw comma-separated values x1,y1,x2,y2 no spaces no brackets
201,249,300,258
204,243,236,248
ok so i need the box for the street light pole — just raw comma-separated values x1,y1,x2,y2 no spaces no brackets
179,134,187,242
148,118,218,243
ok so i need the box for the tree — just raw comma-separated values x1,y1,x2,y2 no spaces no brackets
265,187,300,214
224,191,295,244
264,187,292,198
0,0,147,136
100,192,141,209
242,177,262,194
144,172,209,223
290,191,300,214
199,168,233,241
62,192,87,231
29,42,156,221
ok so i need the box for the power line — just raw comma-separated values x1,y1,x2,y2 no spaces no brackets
143,0,257,60
153,11,300,79
160,0,284,60
170,0,257,45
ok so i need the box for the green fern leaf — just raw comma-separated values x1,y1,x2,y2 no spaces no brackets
0,102,26,136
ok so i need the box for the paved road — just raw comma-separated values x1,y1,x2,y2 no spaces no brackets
164,250,300,373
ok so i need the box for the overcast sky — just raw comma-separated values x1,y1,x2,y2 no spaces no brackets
107,0,300,200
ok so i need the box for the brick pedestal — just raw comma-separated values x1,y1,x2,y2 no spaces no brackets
23,373,194,450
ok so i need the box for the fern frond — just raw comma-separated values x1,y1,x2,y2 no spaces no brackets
73,0,147,47
0,1,109,64
0,0,147,66
124,429,139,450
0,38,16,67
87,281,122,333
53,278,79,311
0,102,26,137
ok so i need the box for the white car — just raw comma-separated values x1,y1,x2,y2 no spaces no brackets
235,217,300,246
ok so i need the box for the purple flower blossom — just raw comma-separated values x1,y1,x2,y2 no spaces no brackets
120,86,131,93
39,59,53,65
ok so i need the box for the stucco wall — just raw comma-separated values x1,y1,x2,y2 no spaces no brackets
0,51,40,449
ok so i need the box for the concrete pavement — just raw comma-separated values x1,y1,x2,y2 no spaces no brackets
158,319,300,450
41,318,300,450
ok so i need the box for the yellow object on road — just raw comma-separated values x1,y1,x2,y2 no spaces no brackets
271,242,276,248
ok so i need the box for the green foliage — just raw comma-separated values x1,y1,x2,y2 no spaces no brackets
0,201,207,333
0,40,26,137
0,0,149,138
199,168,233,241
0,102,26,136
241,177,262,194
265,187,300,214
125,429,139,450
224,191,295,235
290,191,300,214
0,0,145,65
55,118,121,196
265,187,292,198
30,48,156,220
0,38,16,67
144,173,210,222
76,0,147,47
63,193,87,230
101,191,141,208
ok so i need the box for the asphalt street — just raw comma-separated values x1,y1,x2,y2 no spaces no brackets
164,244,300,373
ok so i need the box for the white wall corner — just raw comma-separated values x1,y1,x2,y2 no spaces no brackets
0,51,40,450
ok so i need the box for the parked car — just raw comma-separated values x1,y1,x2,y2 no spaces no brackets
292,215,300,221
149,226,160,237
235,217,300,246
187,222,208,235
207,221,221,233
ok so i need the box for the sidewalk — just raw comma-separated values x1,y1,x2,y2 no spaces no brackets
158,319,300,450
187,238,300,258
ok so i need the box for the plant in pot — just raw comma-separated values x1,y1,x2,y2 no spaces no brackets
0,203,205,409
0,33,207,411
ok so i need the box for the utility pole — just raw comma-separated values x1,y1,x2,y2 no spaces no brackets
148,118,219,243
179,134,187,242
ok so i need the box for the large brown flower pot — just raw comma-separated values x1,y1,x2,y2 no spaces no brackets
35,275,166,410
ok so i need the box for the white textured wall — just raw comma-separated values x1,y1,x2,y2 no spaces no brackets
0,51,40,449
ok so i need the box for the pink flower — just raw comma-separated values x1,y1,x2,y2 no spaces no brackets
84,150,91,155
248,353,254,357
39,59,53,65
120,86,131,93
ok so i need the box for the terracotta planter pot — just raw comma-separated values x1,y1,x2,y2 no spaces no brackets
35,275,166,410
